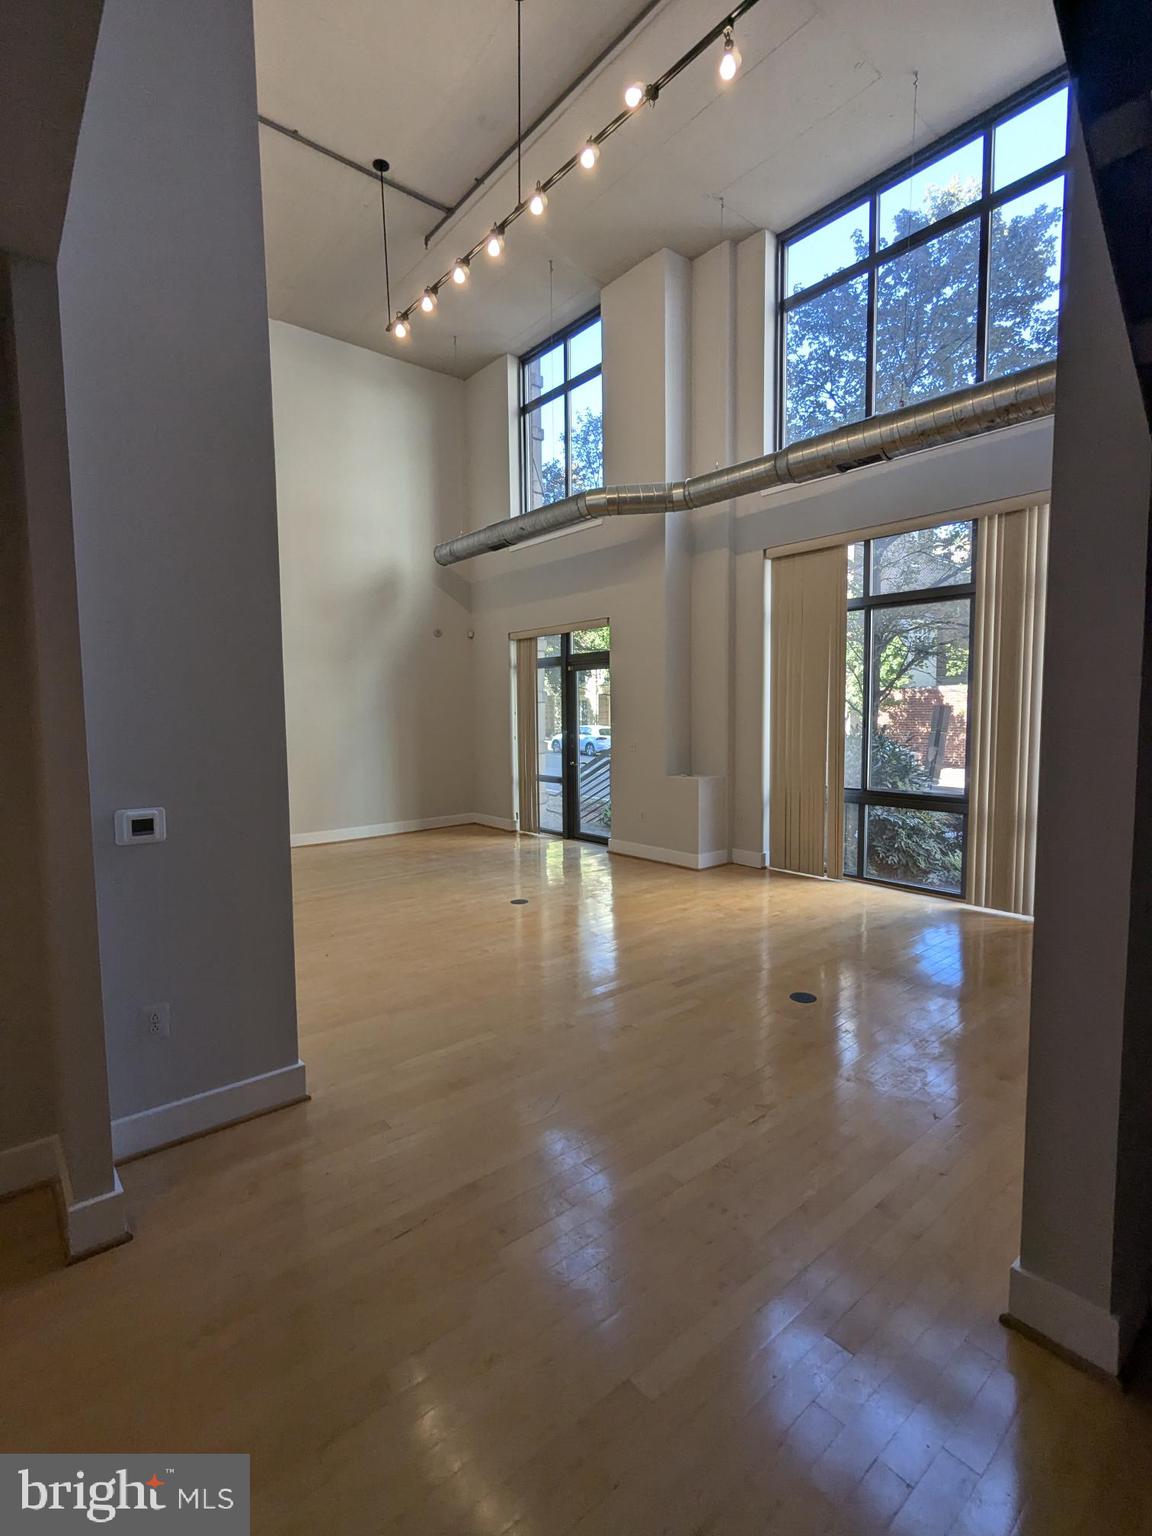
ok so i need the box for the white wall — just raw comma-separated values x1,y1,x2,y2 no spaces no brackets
465,249,726,864
458,234,1053,870
270,247,780,861
271,321,473,840
465,354,518,533
57,0,302,1137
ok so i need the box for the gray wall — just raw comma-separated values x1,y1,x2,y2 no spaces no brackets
0,261,57,1155
1015,126,1152,1363
0,0,112,1196
0,0,103,262
57,0,300,1122
2,257,117,1201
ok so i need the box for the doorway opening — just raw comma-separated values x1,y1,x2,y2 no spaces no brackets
535,626,612,843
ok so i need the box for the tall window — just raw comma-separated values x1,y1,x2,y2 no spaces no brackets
781,76,1069,446
521,311,603,514
844,522,974,894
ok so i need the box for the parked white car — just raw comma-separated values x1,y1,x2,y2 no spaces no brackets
549,726,612,757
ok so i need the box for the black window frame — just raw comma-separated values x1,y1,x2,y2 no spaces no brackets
519,309,603,516
535,631,612,845
844,523,977,899
776,69,1070,448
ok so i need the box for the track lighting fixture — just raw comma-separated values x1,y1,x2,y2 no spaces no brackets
380,1,763,336
719,26,741,81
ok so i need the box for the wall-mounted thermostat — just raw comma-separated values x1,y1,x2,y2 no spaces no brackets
114,807,167,846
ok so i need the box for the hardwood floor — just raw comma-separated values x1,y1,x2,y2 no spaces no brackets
3,827,1151,1533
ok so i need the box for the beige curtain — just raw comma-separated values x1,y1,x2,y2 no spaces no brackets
515,638,539,833
967,503,1049,915
769,546,847,877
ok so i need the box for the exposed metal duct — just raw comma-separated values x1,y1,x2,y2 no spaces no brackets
434,361,1057,566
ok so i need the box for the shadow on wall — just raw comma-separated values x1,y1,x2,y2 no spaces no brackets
473,518,661,613
300,550,474,826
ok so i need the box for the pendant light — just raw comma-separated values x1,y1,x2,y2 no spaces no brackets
373,157,399,340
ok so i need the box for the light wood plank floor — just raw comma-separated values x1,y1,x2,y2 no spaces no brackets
3,828,1151,1533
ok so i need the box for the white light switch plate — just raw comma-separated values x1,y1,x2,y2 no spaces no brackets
114,807,166,845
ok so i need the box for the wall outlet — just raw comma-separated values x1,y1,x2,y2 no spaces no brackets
141,1002,171,1039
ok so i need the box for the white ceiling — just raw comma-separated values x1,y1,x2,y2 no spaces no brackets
253,0,1064,379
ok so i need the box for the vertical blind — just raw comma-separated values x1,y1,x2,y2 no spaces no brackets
967,503,1049,915
767,507,1048,912
515,638,539,834
769,545,847,877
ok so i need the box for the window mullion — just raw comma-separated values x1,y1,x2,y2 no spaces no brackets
565,382,572,498
862,566,873,797
975,132,994,380
522,379,569,415
865,191,878,419
988,155,1070,212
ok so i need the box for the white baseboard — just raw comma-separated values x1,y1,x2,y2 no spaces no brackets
955,900,1035,921
766,864,829,881
112,1060,308,1161
0,1137,130,1260
60,1167,131,1261
291,814,474,847
471,814,518,833
0,1136,60,1198
1006,1259,1131,1376
696,849,730,869
608,839,730,871
732,848,767,869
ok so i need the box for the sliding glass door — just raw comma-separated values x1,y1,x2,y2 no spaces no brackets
533,628,612,843
844,523,974,894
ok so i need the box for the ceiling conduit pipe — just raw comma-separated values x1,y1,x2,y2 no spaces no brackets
434,360,1057,566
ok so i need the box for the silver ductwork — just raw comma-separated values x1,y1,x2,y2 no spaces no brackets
434,361,1057,566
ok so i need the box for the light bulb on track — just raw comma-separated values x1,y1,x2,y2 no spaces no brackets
380,5,767,326
719,28,741,82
